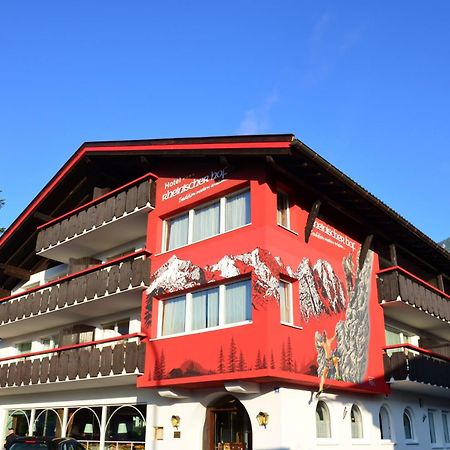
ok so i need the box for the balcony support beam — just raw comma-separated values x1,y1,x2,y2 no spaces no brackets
389,244,398,265
0,263,30,281
359,234,374,269
305,200,321,243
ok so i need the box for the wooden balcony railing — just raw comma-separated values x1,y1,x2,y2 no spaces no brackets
0,334,145,388
383,344,450,389
377,266,450,322
36,174,156,253
0,251,150,326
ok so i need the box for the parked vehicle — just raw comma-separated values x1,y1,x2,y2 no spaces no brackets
8,437,86,450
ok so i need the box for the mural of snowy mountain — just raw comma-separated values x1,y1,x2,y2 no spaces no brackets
146,248,288,327
297,258,347,321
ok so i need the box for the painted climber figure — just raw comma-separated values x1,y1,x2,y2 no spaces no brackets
317,330,342,397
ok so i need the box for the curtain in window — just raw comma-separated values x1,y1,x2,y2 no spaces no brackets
403,410,413,439
279,281,291,323
429,411,437,443
385,329,402,346
316,402,331,438
192,287,219,330
162,296,186,335
379,407,392,440
225,191,250,231
167,213,189,250
277,192,289,227
225,280,251,324
351,405,363,439
193,202,220,242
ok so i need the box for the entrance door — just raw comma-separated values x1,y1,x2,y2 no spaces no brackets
206,396,252,450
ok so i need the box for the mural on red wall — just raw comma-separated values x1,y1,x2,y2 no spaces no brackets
145,243,375,386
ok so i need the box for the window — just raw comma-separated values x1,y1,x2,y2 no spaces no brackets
16,341,32,354
403,409,414,441
385,326,419,348
316,401,331,438
442,412,450,444
164,189,250,251
379,406,392,440
161,279,251,336
277,191,290,228
40,336,58,351
102,318,130,338
351,405,363,439
428,410,437,444
279,280,293,324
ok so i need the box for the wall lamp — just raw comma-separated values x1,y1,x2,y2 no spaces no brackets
171,415,181,429
256,412,269,428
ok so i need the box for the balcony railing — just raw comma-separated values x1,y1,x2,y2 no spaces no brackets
377,267,450,339
0,334,145,389
0,251,150,338
383,344,450,389
35,174,156,263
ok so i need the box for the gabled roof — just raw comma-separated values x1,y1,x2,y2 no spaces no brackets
0,133,448,292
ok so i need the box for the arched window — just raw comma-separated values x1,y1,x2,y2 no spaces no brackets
351,405,363,439
379,406,392,440
403,408,414,440
316,401,331,438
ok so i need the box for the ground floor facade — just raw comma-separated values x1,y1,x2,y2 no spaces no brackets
0,382,448,450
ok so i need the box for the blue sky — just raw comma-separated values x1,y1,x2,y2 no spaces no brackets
0,1,449,242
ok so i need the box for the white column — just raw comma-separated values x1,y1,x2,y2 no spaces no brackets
0,409,8,444
144,404,154,450
99,405,107,450
29,409,36,436
61,408,69,438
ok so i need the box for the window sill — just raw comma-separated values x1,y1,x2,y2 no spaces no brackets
316,438,339,446
405,440,420,445
277,224,298,235
380,439,396,446
152,320,253,340
351,439,371,445
281,322,303,330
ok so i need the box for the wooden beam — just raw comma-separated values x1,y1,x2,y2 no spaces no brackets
437,274,445,291
0,263,31,281
33,211,55,223
305,200,322,243
0,287,11,298
389,244,398,265
359,234,374,270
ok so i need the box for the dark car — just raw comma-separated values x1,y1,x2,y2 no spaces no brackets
8,437,85,450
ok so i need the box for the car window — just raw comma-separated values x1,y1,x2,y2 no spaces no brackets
10,444,49,450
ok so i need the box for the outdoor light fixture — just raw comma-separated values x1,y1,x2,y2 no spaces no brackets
171,415,181,429
256,412,269,428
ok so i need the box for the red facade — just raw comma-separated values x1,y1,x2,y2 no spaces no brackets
138,158,387,394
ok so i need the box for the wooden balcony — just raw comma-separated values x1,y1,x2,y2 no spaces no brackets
377,266,450,340
383,344,450,397
0,251,150,339
35,174,155,263
0,334,145,394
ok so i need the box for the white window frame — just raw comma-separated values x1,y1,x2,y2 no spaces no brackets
428,409,437,445
279,280,293,325
276,191,290,229
350,404,364,439
403,408,415,442
379,406,393,441
158,279,252,338
163,188,250,251
315,401,332,439
442,411,450,445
